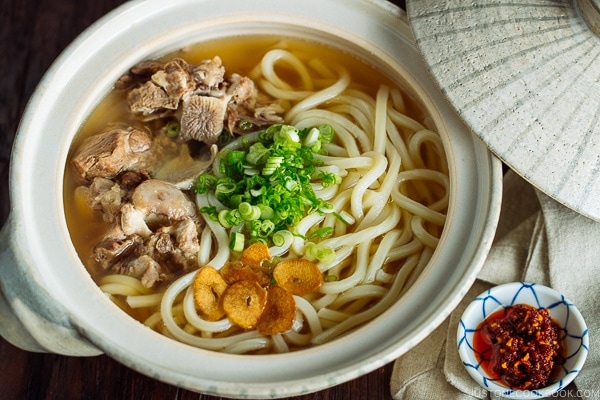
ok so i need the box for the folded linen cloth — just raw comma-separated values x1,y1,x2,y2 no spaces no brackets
391,170,599,399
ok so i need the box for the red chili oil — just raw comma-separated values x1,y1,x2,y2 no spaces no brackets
473,304,566,390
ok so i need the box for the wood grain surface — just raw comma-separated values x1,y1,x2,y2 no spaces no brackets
0,1,404,399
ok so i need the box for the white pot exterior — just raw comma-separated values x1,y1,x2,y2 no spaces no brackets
0,0,502,397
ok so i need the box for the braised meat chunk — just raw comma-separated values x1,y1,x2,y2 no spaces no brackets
179,95,228,143
87,178,203,288
152,58,196,100
124,58,195,118
117,56,284,143
130,179,197,222
87,177,125,223
127,81,180,117
191,56,226,95
71,126,153,184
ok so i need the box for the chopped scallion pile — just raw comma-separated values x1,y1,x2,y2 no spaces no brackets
195,123,340,252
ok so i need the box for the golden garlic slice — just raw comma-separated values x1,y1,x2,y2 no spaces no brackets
240,242,271,268
272,259,323,295
220,260,270,287
193,265,228,321
221,280,267,329
257,285,296,336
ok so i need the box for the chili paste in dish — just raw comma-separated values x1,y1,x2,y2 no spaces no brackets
473,304,565,390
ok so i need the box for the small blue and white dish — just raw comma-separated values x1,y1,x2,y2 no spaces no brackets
457,282,589,399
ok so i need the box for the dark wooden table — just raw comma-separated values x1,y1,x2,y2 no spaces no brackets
0,0,405,399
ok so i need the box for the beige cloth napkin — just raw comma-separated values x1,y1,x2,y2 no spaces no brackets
391,170,599,399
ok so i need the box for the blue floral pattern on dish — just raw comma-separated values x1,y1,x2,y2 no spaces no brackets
457,282,589,399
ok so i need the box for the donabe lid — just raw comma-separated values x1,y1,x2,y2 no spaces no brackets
406,0,600,221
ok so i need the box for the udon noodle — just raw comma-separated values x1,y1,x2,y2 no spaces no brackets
69,38,449,354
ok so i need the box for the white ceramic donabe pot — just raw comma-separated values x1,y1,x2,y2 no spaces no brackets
0,0,503,398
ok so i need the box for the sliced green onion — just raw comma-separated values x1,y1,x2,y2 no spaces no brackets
200,206,218,221
195,174,217,194
303,127,320,147
284,179,298,191
246,142,270,165
223,209,242,226
229,232,245,252
229,194,243,208
319,206,335,214
195,123,337,251
272,230,293,247
227,150,247,164
263,156,284,175
310,140,322,153
319,248,336,264
318,124,334,144
276,125,300,143
238,202,261,221
243,165,260,176
237,119,255,131
309,227,334,239
250,187,264,197
305,242,335,264
218,209,233,228
226,150,247,176
166,121,180,137
257,204,274,219
266,156,284,165
259,220,275,237
248,220,261,238
215,182,236,198
318,171,341,187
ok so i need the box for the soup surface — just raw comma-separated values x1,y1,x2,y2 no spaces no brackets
64,35,449,354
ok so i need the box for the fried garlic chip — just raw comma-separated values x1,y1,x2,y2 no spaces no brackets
222,280,267,329
273,259,323,295
220,260,271,286
193,266,228,321
240,242,271,268
257,285,296,336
